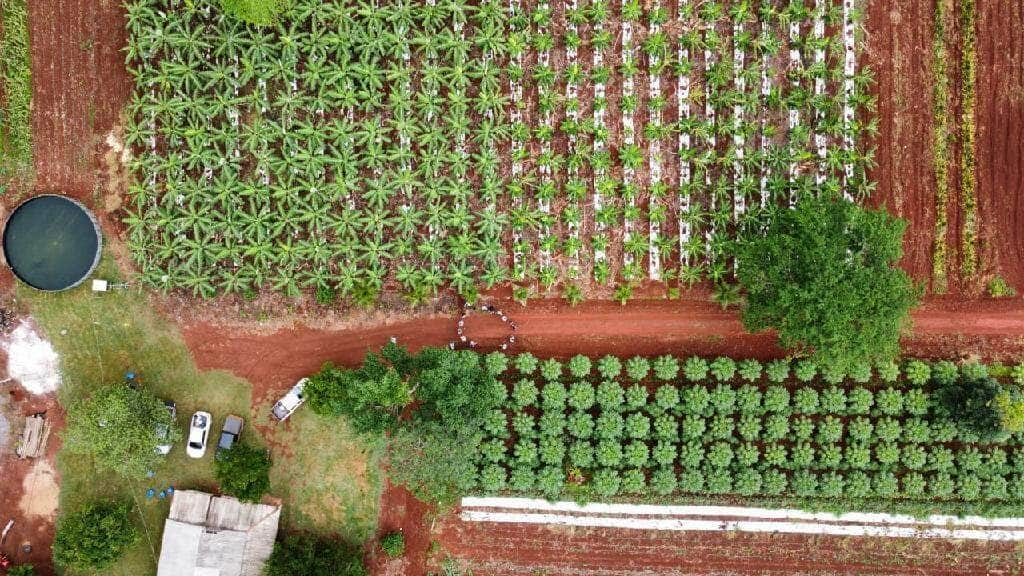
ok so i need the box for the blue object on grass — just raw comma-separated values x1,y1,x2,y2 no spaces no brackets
158,491,166,500
167,485,175,494
146,488,155,500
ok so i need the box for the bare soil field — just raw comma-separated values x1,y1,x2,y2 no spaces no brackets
975,0,1024,291
431,515,1024,575
26,0,131,202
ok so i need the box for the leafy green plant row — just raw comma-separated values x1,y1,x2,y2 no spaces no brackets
957,0,978,280
471,353,1024,507
930,0,952,294
0,0,33,182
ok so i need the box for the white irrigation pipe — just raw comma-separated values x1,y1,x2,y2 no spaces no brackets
565,0,581,277
461,498,1024,529
647,5,662,281
841,0,857,198
591,11,607,269
620,6,636,272
460,510,1024,541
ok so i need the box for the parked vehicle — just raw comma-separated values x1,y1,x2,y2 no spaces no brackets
271,378,308,421
186,411,212,458
155,400,177,455
216,414,244,459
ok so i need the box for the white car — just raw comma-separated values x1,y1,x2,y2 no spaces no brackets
271,378,308,421
186,411,212,458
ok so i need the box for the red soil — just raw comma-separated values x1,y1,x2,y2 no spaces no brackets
0,390,64,576
27,0,132,202
183,297,1024,406
432,515,1024,575
975,0,1024,291
865,0,939,291
368,483,433,576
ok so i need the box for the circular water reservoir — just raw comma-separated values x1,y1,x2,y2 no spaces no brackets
3,195,102,291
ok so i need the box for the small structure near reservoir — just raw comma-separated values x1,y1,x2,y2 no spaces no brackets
157,490,280,576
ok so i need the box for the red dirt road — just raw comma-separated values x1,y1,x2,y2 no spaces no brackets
183,297,1024,404
432,516,1024,575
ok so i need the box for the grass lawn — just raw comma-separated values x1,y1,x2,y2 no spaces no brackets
22,254,382,575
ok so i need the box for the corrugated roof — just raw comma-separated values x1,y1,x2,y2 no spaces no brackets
157,490,280,576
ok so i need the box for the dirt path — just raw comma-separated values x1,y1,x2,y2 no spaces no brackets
182,297,1024,405
431,515,1024,575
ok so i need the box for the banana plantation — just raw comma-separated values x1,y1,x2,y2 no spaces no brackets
123,0,875,302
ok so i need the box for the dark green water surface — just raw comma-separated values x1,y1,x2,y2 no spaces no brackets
3,195,101,291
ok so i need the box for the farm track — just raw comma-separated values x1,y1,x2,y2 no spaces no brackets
183,296,1024,405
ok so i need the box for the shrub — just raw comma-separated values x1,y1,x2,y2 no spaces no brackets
62,385,177,478
847,387,874,414
220,0,284,26
510,466,536,491
763,386,790,413
596,355,622,379
569,441,594,467
793,388,819,415
765,359,790,383
541,381,567,411
904,388,930,416
763,414,789,441
819,362,846,385
595,381,624,410
763,469,787,494
596,413,624,440
387,422,480,506
932,360,959,385
904,359,931,385
7,566,34,576
624,441,649,468
875,418,902,442
592,469,621,496
512,379,539,408
567,355,592,378
515,352,539,374
710,357,737,381
738,359,763,382
876,360,900,382
264,534,367,576
625,356,650,381
709,414,735,440
567,412,595,439
961,361,988,379
848,361,873,383
539,413,565,438
820,472,844,498
875,388,904,416
485,351,509,376
53,502,140,572
680,415,706,441
480,439,506,463
652,355,679,381
621,468,646,493
816,416,844,444
215,443,271,503
514,438,539,467
1013,363,1024,386
567,381,596,411
683,356,709,381
625,384,648,410
994,388,1024,433
479,464,507,491
624,412,651,440
846,471,872,497
651,467,677,494
794,360,817,382
540,358,563,382
820,387,846,414
536,466,565,499
681,385,710,415
654,386,680,413
937,374,1004,440
380,532,405,558
735,469,762,495
738,414,762,441
653,414,678,441
736,385,762,414
848,417,874,443
652,440,676,466
903,472,927,497
709,384,736,414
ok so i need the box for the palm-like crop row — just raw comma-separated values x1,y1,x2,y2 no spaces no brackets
474,354,1024,511
124,0,875,302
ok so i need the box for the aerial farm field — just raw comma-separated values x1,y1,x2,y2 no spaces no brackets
0,0,1021,575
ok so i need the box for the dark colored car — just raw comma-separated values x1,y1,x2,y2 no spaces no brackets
216,414,244,459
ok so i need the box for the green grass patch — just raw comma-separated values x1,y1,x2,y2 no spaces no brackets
22,254,380,573
262,405,385,544
0,0,33,185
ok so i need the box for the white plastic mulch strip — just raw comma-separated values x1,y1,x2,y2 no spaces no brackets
460,498,1024,541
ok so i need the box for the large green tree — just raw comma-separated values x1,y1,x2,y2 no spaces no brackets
264,534,367,576
734,198,921,371
215,443,271,503
62,385,177,477
53,502,140,572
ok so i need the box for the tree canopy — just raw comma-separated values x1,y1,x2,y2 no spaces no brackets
215,443,271,503
734,198,921,371
53,502,140,571
219,0,283,26
264,534,366,576
62,384,177,477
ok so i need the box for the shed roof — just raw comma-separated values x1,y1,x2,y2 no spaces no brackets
157,490,280,576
